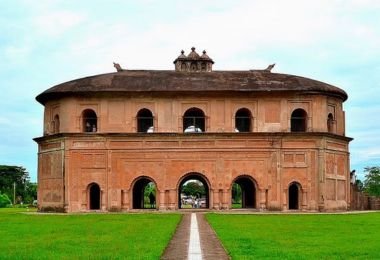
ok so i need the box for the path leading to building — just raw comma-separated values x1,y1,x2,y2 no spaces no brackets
161,212,230,260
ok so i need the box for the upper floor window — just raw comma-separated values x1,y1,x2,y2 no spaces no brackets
82,109,97,132
183,108,205,132
291,108,307,132
137,108,154,133
53,114,60,133
327,113,334,133
235,108,252,132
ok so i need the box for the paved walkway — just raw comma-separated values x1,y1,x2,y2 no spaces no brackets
161,212,230,260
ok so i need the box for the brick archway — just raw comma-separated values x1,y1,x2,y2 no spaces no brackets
131,176,157,209
87,183,101,210
177,172,210,209
231,175,257,208
288,182,302,210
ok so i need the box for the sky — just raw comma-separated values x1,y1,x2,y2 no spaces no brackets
0,0,379,182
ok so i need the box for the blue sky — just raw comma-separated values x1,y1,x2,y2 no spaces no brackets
0,0,379,182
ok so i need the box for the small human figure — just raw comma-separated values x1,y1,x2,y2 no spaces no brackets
149,192,155,209
86,122,91,132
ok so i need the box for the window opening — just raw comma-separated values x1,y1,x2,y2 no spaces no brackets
291,109,307,132
235,108,252,132
137,109,154,133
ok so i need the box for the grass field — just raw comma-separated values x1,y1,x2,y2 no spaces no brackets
0,208,180,259
207,213,380,259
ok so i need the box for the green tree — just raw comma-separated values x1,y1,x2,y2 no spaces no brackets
363,166,380,197
0,192,11,208
232,183,242,204
182,181,205,198
0,165,36,204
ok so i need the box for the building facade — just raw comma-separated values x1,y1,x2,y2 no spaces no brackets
35,48,352,212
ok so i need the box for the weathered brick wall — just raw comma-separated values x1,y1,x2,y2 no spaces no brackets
350,184,380,210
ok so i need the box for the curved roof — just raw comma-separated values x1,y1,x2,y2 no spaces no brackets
36,70,348,104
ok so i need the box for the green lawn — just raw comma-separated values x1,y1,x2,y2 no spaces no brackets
0,208,181,259
206,213,380,259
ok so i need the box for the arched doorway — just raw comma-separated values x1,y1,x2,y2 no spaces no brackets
88,183,101,210
288,182,301,210
132,177,157,209
178,173,210,209
231,176,256,208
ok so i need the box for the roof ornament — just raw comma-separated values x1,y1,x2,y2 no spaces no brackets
113,62,125,72
264,63,275,72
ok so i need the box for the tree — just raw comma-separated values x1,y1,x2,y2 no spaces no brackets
0,165,37,204
0,192,11,208
232,183,242,204
363,166,380,197
182,181,205,198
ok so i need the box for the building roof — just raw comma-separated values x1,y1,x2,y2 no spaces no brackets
36,70,348,104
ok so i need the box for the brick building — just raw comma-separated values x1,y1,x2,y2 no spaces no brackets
35,48,352,212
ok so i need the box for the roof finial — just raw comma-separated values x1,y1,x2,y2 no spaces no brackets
181,50,185,54
264,63,276,72
191,47,196,52
113,62,124,72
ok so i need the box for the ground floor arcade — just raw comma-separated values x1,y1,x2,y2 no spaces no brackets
35,133,351,212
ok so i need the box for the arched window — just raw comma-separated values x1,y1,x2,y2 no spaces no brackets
235,108,252,132
137,109,154,133
183,108,205,132
53,114,60,133
291,109,307,132
327,113,334,133
82,109,97,132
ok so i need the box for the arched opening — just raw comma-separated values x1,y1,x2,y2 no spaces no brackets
327,113,334,133
82,109,97,132
201,62,206,71
53,114,60,133
190,62,197,71
235,108,252,132
137,108,154,133
231,176,256,208
178,173,209,209
183,108,205,132
288,182,301,210
88,183,101,210
132,177,157,209
291,109,307,132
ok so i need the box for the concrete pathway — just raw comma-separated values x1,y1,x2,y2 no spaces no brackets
161,212,230,260
188,213,202,260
